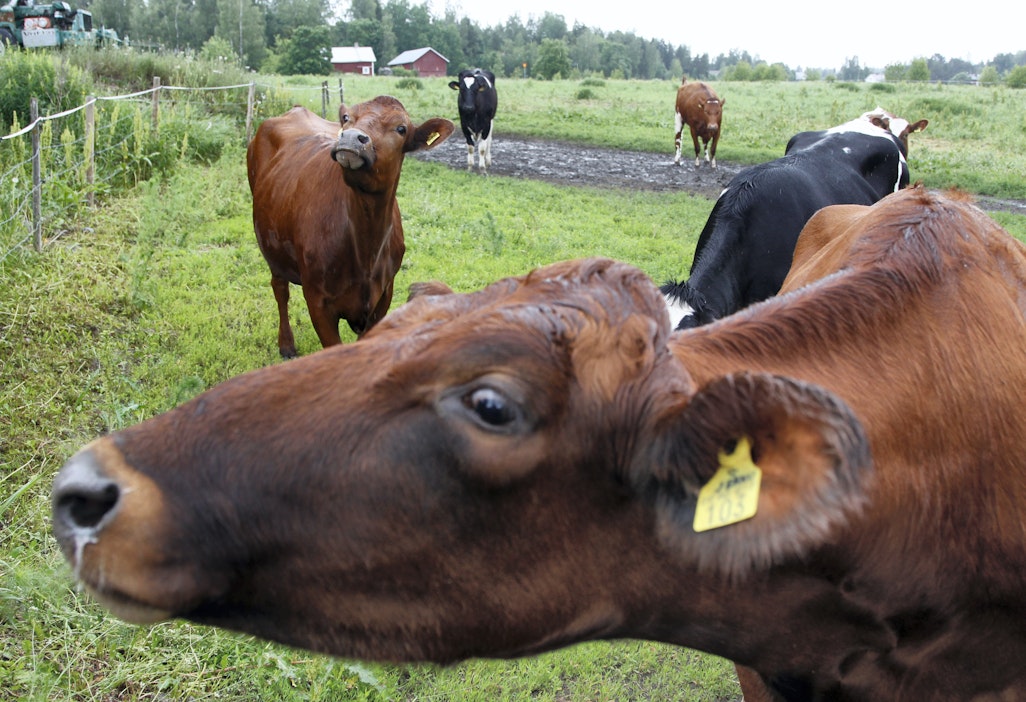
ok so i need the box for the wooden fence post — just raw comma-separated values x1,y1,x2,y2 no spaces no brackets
30,98,42,252
245,82,255,143
321,81,328,118
85,96,95,208
338,78,344,105
151,76,160,131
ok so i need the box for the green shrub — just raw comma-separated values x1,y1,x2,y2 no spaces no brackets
576,87,598,100
1007,65,1026,89
396,77,424,90
979,65,1000,85
0,51,92,130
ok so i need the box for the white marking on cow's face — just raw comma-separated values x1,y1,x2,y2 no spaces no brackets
664,297,695,330
826,117,895,143
463,76,476,89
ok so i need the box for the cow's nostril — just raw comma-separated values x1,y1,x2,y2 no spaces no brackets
52,451,122,532
58,483,120,529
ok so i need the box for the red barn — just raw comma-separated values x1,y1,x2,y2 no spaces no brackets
387,47,448,77
331,45,376,75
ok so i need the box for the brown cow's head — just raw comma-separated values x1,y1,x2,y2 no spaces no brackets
698,98,723,130
331,95,453,192
861,106,928,153
52,258,870,663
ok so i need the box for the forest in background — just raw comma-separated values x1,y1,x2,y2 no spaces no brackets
73,0,1026,81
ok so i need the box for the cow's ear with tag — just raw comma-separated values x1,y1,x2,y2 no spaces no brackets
408,118,456,153
643,372,872,580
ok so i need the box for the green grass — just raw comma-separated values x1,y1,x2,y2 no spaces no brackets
4,73,1026,700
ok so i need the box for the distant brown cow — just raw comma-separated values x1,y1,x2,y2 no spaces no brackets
247,98,453,357
674,78,724,167
53,188,1026,699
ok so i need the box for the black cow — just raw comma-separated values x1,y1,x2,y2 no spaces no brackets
448,68,497,173
662,107,928,330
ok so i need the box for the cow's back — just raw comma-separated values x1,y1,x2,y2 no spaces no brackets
677,82,715,115
680,189,1026,696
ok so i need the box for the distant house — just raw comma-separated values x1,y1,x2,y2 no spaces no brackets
387,47,448,77
331,45,376,75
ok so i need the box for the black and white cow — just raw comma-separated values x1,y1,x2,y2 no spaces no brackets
448,68,497,173
662,107,928,330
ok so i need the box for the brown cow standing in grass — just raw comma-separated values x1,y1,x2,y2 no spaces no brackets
674,78,724,167
247,98,453,357
53,187,1026,699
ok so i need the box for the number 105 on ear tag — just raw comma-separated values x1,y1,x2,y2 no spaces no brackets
693,436,762,532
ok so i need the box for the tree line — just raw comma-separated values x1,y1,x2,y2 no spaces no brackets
86,0,1026,81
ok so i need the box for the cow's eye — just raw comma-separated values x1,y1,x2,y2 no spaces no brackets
397,125,407,135
341,114,350,124
465,387,517,427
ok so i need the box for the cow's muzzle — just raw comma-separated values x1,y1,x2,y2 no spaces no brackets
332,128,375,170
51,441,178,624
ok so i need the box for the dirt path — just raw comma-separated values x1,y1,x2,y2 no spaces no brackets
415,135,1026,214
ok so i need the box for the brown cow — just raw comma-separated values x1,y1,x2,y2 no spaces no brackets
247,98,454,357
674,78,724,168
53,187,1026,699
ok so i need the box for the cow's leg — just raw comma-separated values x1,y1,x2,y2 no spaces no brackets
270,275,297,359
461,125,475,171
734,665,775,702
302,287,343,349
479,127,493,173
691,130,702,168
709,131,719,169
673,112,684,165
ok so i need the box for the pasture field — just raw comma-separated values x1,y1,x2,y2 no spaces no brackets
3,73,1026,701
280,75,1026,200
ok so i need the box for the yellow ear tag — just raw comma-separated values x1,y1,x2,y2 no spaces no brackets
426,131,440,145
693,436,762,532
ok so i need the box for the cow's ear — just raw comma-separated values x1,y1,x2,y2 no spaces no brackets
407,280,454,301
448,81,459,90
720,98,725,107
408,118,456,152
908,119,928,134
646,372,871,580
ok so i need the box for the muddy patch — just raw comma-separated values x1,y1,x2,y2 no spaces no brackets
415,135,1026,214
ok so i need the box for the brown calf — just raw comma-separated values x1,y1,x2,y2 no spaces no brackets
247,98,453,357
674,78,724,168
53,188,1026,699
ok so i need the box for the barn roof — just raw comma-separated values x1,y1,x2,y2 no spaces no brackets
388,47,449,66
331,46,377,64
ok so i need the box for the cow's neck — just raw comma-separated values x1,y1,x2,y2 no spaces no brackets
346,186,399,261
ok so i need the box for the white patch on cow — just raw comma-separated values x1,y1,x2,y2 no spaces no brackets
892,152,909,192
826,117,895,143
664,297,695,330
842,146,852,154
463,76,475,89
828,110,907,192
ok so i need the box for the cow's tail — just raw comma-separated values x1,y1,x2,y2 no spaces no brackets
660,279,706,330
